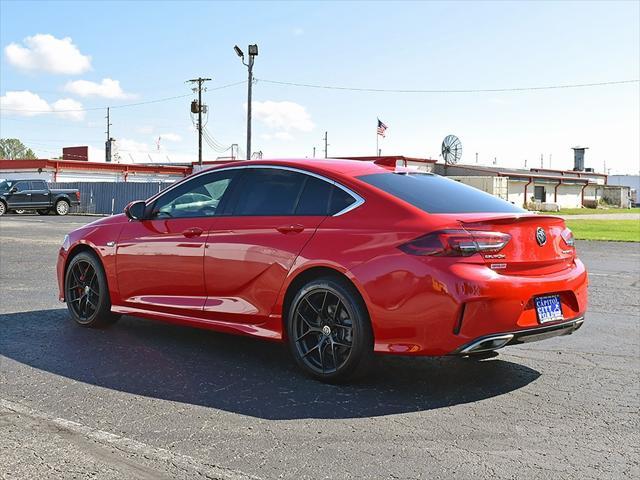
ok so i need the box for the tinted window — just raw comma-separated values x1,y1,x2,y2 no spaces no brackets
12,181,29,192
233,169,306,216
329,187,357,215
295,176,333,216
30,181,46,190
151,170,236,218
357,172,524,214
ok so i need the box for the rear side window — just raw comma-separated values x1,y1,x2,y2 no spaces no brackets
233,169,306,216
295,176,333,215
329,187,356,215
30,181,46,190
357,172,524,214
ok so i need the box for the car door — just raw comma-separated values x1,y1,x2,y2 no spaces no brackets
115,169,238,315
6,180,30,208
29,180,50,207
202,167,337,327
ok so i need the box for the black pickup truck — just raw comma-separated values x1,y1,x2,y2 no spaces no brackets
0,179,80,216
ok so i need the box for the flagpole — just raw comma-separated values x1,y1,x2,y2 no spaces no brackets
376,118,379,156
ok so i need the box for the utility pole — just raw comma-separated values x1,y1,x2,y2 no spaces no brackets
187,77,212,165
323,131,328,158
540,153,544,168
105,107,112,162
234,44,259,160
313,146,316,158
475,152,478,164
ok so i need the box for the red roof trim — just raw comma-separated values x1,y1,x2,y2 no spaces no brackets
0,159,192,176
441,163,593,183
530,167,607,178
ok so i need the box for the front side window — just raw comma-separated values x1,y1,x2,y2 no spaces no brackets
150,170,236,219
12,181,29,192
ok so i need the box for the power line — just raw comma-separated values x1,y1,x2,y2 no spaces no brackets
0,80,246,113
256,78,640,93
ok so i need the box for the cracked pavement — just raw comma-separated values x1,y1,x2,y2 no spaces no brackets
1,215,639,479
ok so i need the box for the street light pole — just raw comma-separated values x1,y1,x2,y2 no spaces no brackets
235,44,259,160
246,55,253,161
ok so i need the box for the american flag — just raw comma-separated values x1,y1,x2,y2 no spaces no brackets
377,119,388,137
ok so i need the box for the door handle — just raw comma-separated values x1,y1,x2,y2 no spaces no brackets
182,227,204,238
277,224,305,234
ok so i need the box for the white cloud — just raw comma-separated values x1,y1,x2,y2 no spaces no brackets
248,100,315,133
0,90,85,121
159,133,182,142
0,90,51,117
4,34,91,74
52,98,85,121
64,78,135,99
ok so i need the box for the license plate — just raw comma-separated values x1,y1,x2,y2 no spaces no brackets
534,295,564,324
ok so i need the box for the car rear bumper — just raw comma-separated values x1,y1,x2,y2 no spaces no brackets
452,316,584,355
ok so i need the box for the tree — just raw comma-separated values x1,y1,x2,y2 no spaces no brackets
0,138,38,160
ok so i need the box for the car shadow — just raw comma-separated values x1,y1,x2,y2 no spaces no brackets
0,309,540,420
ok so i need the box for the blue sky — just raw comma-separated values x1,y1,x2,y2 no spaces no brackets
0,0,638,173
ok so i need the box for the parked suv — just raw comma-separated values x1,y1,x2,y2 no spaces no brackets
0,179,80,216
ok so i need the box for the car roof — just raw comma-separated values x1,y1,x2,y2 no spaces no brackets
203,158,389,179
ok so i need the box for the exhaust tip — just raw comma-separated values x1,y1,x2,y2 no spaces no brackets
459,334,514,355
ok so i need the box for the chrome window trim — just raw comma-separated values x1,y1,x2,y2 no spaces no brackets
149,164,365,217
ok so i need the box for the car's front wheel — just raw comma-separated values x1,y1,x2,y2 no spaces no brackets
287,276,374,383
65,251,120,327
0,201,6,216
55,199,70,215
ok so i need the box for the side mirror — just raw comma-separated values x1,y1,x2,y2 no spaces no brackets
9,187,17,194
124,200,146,221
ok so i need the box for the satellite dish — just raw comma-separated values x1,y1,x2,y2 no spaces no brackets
441,135,462,165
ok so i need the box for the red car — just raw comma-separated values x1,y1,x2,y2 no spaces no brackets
57,159,587,382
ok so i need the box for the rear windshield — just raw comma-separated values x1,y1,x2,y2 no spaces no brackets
357,172,525,214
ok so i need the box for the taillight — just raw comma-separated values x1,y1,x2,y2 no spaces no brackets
399,230,511,257
561,227,575,247
75,191,81,201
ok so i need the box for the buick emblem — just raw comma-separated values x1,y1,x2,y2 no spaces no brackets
535,227,547,246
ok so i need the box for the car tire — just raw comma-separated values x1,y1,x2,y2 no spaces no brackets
65,251,120,327
37,209,51,215
0,201,6,216
287,276,374,383
55,199,70,216
14,209,26,214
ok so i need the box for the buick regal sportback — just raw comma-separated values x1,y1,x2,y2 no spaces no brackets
57,159,587,382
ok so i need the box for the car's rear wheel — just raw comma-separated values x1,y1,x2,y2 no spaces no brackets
287,277,374,383
65,251,119,327
37,209,50,215
55,199,70,216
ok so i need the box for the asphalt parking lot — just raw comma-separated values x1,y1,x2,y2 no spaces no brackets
1,214,638,480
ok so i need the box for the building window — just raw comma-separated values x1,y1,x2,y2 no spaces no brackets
534,185,546,202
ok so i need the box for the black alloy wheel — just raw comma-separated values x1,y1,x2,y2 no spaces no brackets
65,252,119,327
288,277,373,382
